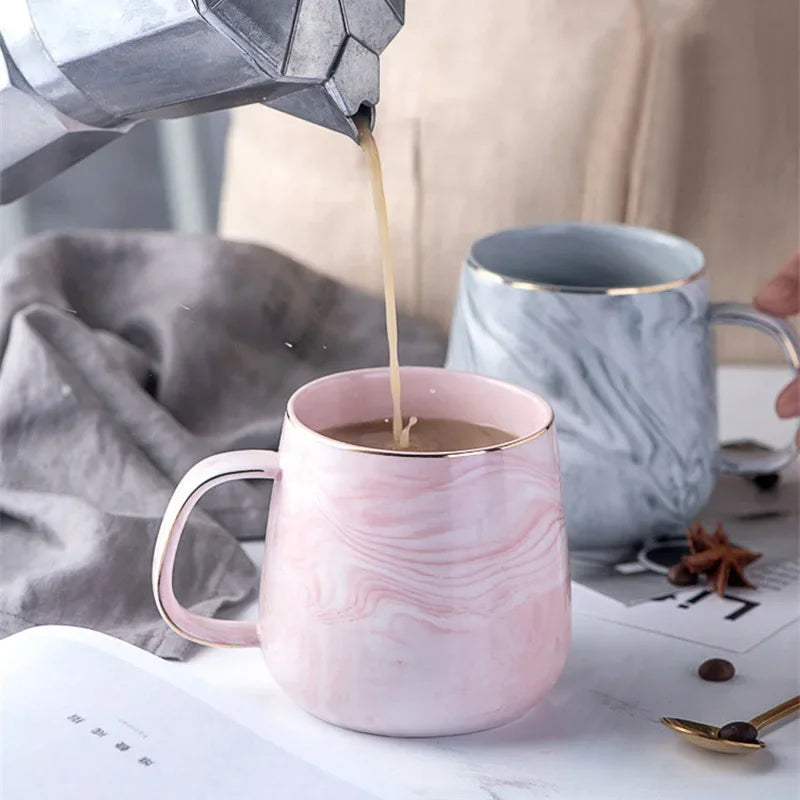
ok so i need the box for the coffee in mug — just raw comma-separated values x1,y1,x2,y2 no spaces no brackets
321,417,514,452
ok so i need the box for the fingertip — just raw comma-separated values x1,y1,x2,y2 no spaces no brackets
775,379,800,418
754,275,800,315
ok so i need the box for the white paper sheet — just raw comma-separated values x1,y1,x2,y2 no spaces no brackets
0,627,379,800
573,556,800,653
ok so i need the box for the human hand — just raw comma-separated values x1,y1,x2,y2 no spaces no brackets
754,251,799,446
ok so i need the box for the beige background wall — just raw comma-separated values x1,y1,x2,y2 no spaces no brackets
220,0,799,364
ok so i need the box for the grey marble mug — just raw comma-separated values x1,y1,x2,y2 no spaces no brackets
446,223,800,553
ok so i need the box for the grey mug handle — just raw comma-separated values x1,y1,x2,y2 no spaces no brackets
710,302,800,475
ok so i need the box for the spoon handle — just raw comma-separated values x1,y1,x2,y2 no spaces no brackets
749,696,800,731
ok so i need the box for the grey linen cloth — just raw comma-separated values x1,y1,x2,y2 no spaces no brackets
0,230,445,658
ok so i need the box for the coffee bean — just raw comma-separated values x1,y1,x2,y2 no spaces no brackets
698,658,735,682
718,721,758,743
668,562,698,587
752,473,779,491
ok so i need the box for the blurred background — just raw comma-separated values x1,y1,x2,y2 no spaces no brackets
0,112,229,261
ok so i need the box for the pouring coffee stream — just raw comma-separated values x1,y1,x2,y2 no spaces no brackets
353,114,514,453
355,113,415,448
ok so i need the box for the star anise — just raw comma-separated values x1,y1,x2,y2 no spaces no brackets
681,521,761,597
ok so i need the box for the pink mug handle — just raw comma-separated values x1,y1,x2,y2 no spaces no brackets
151,450,280,647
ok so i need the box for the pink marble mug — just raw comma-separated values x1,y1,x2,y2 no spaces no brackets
152,367,570,736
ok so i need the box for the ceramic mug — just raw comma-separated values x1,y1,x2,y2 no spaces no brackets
446,223,800,554
152,367,570,736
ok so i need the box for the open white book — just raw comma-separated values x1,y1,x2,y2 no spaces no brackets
0,625,379,800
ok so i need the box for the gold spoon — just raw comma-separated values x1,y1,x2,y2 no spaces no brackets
661,695,800,754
